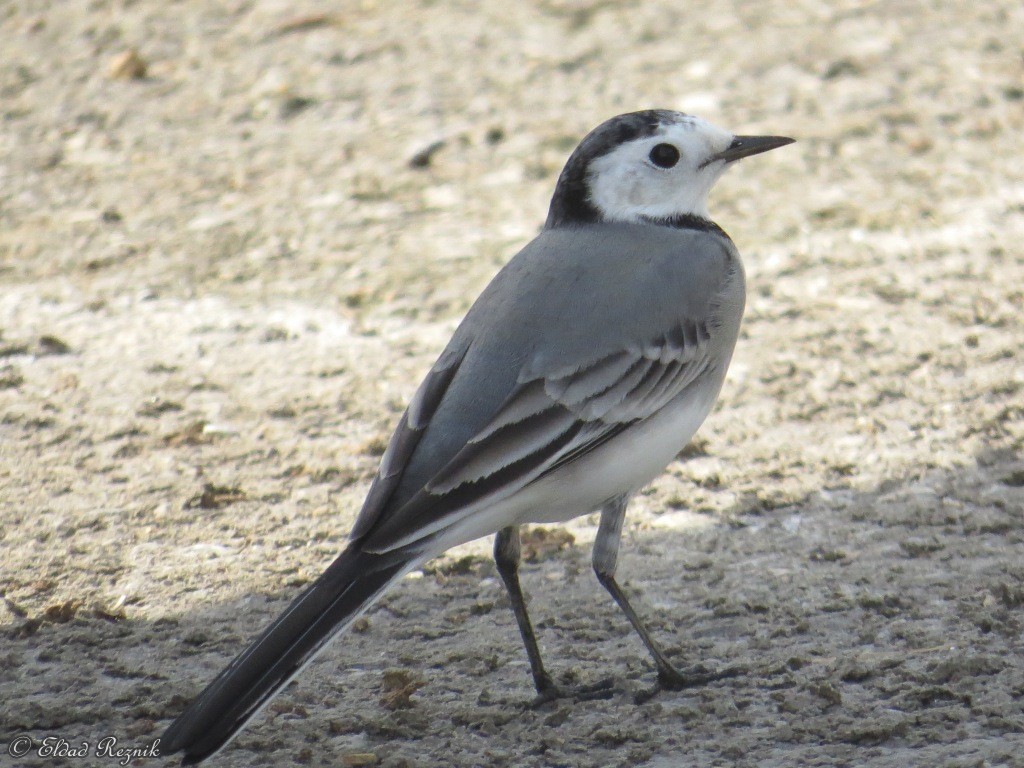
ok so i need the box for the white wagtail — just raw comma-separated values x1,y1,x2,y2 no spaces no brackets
162,110,793,763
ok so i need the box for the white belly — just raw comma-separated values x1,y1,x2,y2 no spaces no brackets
431,379,724,552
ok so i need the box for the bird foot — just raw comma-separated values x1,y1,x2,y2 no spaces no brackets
657,662,747,690
633,663,747,704
528,674,617,708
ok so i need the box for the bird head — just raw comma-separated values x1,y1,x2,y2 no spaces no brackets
545,110,793,228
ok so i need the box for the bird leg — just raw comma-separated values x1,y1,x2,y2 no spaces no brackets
494,526,558,699
593,495,738,690
494,526,614,705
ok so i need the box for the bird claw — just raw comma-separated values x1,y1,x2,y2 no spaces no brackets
528,675,617,708
632,663,747,704
657,662,748,690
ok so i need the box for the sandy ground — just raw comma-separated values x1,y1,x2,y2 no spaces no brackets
2,1,1023,766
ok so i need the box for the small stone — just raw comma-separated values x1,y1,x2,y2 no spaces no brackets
279,94,317,119
521,526,575,562
342,754,377,767
108,48,147,80
408,140,446,169
37,335,71,355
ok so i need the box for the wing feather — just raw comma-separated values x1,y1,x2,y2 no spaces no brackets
474,379,560,440
348,343,470,542
361,319,718,552
428,406,578,493
569,357,653,421
547,351,640,405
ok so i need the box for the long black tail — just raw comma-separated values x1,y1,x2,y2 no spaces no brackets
161,545,415,764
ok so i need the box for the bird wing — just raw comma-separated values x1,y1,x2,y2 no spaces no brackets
348,342,470,541
349,223,743,554
359,317,717,552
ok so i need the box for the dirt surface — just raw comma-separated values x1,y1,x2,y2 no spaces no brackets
2,1,1023,766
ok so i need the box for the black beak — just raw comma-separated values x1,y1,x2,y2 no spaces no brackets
700,135,795,169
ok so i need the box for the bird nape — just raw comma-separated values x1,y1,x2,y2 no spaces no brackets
160,109,794,764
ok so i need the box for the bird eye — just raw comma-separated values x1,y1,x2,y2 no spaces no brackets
648,143,680,169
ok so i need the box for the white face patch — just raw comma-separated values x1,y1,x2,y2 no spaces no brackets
586,117,736,222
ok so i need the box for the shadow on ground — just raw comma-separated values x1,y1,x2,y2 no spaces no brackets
3,452,1022,768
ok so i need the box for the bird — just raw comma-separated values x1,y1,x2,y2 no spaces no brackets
161,109,794,764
